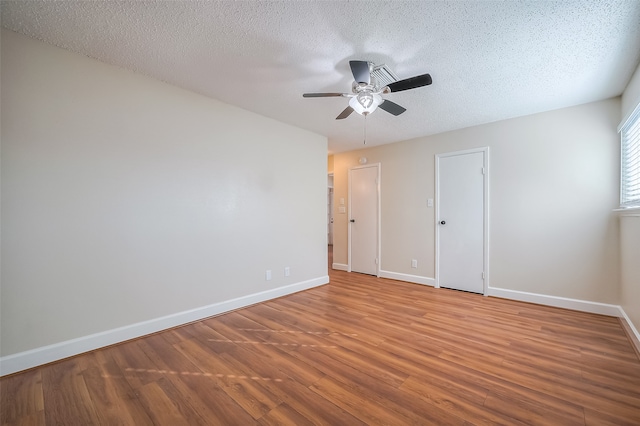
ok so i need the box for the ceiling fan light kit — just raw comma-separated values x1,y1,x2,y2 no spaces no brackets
303,60,432,120
349,91,383,115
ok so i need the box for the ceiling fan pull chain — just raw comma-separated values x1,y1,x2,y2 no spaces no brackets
363,114,367,145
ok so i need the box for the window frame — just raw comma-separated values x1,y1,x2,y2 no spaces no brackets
619,102,640,209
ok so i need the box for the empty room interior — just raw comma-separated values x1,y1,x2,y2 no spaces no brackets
2,1,640,424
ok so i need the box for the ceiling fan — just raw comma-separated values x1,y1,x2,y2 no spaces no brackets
303,60,432,120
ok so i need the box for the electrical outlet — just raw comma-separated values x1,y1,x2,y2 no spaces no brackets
411,259,418,268
265,270,272,280
284,267,290,277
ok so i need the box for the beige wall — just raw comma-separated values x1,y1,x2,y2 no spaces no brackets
333,98,621,303
620,215,640,330
1,30,327,357
622,62,640,122
620,61,640,333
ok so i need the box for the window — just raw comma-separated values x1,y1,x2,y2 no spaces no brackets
620,103,640,208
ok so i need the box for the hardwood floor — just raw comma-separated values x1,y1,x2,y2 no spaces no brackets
2,248,640,425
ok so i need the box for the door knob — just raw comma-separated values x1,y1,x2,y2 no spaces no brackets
440,220,446,225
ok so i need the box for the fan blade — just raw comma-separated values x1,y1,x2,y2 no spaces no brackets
378,100,406,116
349,61,370,85
388,73,432,92
336,106,354,120
303,93,345,98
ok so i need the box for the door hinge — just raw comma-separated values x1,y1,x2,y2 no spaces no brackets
481,167,485,175
375,258,379,265
482,271,485,280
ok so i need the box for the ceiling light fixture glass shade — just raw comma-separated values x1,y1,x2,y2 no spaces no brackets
349,92,382,115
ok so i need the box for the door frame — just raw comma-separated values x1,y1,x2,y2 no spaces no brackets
435,147,490,294
348,163,381,276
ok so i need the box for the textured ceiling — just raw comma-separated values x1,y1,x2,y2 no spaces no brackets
2,1,640,154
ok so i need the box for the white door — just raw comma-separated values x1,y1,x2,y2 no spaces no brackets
349,165,379,275
327,187,334,245
436,149,487,294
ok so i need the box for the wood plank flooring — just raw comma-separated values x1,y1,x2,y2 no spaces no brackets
2,248,640,425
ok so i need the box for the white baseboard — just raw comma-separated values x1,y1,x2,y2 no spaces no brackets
486,286,622,317
0,276,329,377
619,306,640,345
332,263,348,271
379,270,435,286
449,285,640,356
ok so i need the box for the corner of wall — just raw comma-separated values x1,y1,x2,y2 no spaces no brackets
622,61,640,122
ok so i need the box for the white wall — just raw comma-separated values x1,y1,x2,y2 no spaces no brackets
0,30,328,365
333,98,620,304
